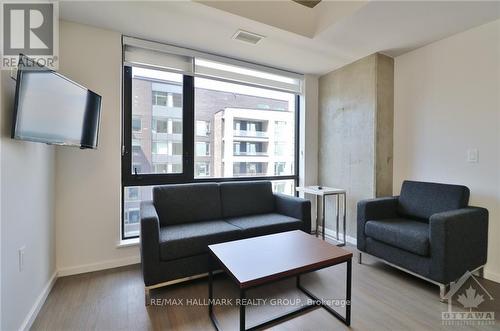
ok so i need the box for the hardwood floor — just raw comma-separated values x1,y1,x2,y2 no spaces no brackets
32,246,500,331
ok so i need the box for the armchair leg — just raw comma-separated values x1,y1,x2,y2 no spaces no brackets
475,266,485,278
358,252,362,264
145,287,151,306
439,284,448,302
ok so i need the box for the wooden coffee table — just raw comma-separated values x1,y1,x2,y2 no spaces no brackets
208,230,352,331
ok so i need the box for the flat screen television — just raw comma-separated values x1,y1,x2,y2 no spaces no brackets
12,55,102,149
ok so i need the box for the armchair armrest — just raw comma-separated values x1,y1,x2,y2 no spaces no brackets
140,201,161,286
274,193,311,234
357,196,399,251
429,207,488,283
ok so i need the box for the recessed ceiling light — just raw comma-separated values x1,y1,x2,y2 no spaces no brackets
232,30,265,45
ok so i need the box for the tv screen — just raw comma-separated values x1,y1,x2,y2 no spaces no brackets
12,55,102,149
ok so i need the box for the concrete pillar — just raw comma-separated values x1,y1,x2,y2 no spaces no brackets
318,53,394,240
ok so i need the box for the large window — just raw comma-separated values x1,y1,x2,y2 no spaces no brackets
122,39,302,239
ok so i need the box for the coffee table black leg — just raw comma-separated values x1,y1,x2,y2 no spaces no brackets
208,267,224,331
209,269,213,315
209,258,352,330
297,258,352,326
346,258,351,325
240,289,246,331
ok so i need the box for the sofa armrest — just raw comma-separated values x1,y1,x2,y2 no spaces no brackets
140,200,161,286
357,196,399,251
429,207,488,283
275,193,311,234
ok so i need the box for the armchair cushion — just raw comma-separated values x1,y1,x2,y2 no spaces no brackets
159,220,241,261
225,213,303,238
398,180,470,221
365,218,430,256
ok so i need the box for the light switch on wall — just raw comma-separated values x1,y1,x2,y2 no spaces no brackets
18,246,25,272
467,148,479,163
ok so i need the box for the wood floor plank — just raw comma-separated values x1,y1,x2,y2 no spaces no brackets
31,246,500,331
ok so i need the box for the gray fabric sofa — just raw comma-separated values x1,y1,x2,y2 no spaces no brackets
140,181,311,290
357,180,488,299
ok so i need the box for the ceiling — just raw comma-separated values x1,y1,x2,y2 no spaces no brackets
197,1,368,38
60,1,500,75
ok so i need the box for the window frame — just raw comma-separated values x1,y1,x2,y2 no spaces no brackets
121,65,300,240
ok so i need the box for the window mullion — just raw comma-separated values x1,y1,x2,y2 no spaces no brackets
182,75,195,181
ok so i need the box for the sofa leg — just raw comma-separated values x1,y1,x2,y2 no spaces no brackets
439,284,448,302
358,252,362,264
145,287,151,306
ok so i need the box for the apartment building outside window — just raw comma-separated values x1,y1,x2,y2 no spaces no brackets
195,141,210,156
196,120,210,136
132,116,141,132
152,90,182,107
196,162,210,177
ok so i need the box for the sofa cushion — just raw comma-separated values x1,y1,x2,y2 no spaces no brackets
225,213,302,238
398,180,470,221
220,181,275,218
153,183,222,226
159,220,241,261
365,218,430,256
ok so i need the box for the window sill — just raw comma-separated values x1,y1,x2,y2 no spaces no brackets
117,237,140,248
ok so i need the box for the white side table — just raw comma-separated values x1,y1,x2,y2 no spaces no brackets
296,186,346,246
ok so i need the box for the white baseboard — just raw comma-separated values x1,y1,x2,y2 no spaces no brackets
19,270,57,331
317,226,357,245
484,269,500,284
57,255,140,277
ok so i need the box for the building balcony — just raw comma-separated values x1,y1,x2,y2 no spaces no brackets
152,105,182,118
233,151,268,156
233,130,268,138
151,154,182,163
233,172,268,177
151,132,182,141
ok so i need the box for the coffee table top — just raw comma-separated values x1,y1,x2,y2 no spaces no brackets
208,230,352,289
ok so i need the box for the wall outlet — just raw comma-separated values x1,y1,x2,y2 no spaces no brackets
18,246,25,272
467,148,479,163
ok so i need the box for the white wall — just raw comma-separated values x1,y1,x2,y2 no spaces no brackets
394,19,500,282
0,71,56,330
55,21,139,274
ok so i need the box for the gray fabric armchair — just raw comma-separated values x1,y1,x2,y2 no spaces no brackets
357,180,488,300
140,181,311,303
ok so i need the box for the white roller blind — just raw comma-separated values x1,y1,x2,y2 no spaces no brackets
124,45,193,74
194,58,302,93
123,36,303,94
